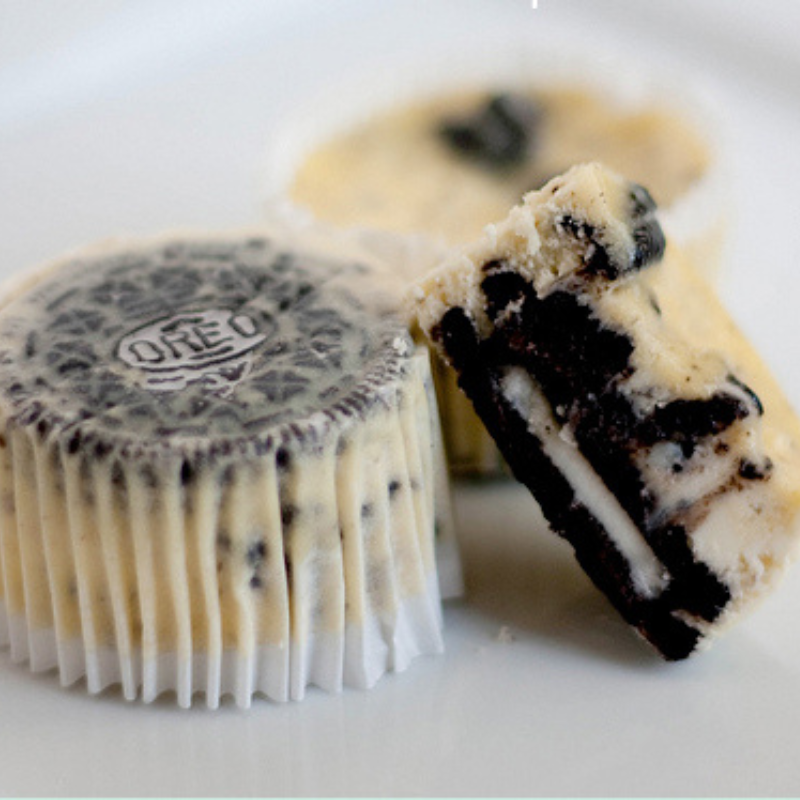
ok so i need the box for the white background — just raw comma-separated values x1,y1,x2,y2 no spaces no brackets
2,1,800,795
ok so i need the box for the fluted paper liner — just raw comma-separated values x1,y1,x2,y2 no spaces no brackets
0,350,448,707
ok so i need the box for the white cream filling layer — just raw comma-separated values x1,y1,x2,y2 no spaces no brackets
500,367,669,599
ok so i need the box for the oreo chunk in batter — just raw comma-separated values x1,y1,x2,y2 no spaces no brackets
439,93,542,168
413,162,800,659
0,233,454,707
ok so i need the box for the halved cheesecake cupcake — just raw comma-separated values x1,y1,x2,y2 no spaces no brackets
412,163,800,658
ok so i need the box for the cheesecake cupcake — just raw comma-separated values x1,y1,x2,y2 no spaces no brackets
0,230,456,707
289,87,711,255
264,51,727,476
412,164,800,658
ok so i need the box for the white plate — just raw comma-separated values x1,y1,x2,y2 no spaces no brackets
2,1,800,795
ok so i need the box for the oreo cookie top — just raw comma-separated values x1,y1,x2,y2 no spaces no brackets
0,236,413,455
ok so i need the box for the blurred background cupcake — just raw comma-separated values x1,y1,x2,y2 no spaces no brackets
263,44,728,475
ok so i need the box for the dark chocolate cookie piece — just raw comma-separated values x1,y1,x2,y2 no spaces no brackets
439,93,542,168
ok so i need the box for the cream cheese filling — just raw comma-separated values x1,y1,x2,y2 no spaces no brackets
500,366,669,599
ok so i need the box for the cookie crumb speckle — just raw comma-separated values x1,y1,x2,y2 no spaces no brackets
496,625,516,644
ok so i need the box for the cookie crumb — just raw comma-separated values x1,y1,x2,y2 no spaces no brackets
497,625,516,644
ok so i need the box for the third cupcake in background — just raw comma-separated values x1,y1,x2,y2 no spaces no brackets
271,67,726,476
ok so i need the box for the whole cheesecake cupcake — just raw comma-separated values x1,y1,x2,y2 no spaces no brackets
265,53,726,477
0,231,456,708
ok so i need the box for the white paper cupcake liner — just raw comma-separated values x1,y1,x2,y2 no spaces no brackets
0,349,449,708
